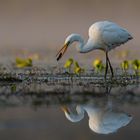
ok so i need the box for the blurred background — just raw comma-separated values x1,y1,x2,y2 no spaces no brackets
0,0,139,65
0,1,140,140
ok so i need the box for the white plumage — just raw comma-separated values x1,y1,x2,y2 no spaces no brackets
88,21,132,51
62,103,132,134
56,21,133,78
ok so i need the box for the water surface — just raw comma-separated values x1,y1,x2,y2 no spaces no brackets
0,83,139,140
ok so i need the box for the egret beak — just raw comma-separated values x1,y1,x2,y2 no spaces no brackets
61,106,70,114
56,42,69,61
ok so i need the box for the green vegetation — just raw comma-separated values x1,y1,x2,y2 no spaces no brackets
92,59,105,73
16,57,33,68
131,59,140,75
63,58,85,74
64,58,74,73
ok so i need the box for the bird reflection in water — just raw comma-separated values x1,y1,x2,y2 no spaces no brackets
61,96,132,134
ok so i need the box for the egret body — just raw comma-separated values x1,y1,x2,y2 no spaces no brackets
62,104,132,134
56,21,133,78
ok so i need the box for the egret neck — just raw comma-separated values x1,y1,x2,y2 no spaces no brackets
66,34,97,53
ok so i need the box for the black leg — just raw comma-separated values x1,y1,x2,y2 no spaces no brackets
105,52,109,79
106,53,114,78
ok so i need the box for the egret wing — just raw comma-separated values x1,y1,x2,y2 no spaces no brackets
101,23,132,50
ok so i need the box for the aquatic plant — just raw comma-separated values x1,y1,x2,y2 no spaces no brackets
16,57,32,68
93,59,105,73
131,59,140,75
116,50,129,59
28,53,40,60
64,58,74,73
74,61,85,74
11,84,17,92
120,60,129,73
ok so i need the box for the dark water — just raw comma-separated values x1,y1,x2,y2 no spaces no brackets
0,83,140,140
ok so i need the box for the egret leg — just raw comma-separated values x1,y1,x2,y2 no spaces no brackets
105,52,109,79
106,53,114,78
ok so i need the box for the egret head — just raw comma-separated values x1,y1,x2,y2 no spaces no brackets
56,34,83,61
61,105,85,122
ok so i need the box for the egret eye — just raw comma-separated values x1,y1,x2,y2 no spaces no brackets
66,41,71,46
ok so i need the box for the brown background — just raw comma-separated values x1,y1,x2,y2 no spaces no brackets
0,0,139,64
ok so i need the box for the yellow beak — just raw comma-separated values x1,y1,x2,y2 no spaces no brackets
56,43,68,61
61,106,70,114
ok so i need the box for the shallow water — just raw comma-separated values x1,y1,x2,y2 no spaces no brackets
0,82,140,140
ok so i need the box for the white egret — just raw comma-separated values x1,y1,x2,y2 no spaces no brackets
56,21,133,79
62,102,132,134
